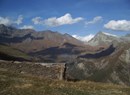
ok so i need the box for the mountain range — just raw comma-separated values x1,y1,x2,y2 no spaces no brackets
0,24,130,86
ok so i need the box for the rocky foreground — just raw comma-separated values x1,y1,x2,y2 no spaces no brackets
0,68,130,95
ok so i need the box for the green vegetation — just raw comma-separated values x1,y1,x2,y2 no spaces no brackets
0,69,130,95
0,44,30,60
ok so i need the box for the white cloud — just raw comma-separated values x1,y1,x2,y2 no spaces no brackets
104,20,130,31
85,16,103,25
32,17,42,25
72,34,95,42
0,15,23,26
20,25,34,29
32,13,83,27
15,15,23,25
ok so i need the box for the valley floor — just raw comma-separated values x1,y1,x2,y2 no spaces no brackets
0,69,130,95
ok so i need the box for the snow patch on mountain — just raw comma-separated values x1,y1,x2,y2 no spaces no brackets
72,34,95,42
102,32,118,37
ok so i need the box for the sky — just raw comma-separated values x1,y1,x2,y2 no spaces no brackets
0,0,130,41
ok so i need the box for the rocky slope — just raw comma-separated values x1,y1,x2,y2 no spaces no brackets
1,24,130,86
64,32,130,86
66,43,130,86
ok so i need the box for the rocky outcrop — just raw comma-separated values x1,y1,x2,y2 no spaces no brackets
0,60,66,80
119,48,130,64
65,44,130,86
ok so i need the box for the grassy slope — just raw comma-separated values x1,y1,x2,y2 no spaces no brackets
0,44,30,60
0,69,130,95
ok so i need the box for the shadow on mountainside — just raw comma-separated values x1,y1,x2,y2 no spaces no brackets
0,52,30,61
30,43,81,57
79,44,115,59
0,33,44,44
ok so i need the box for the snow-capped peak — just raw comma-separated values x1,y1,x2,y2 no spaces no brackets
102,32,118,37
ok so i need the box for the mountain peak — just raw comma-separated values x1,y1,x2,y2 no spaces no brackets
0,24,16,29
64,33,72,37
88,31,121,46
125,34,130,37
0,24,6,28
0,24,16,35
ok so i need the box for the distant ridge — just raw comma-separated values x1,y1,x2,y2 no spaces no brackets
0,24,84,53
